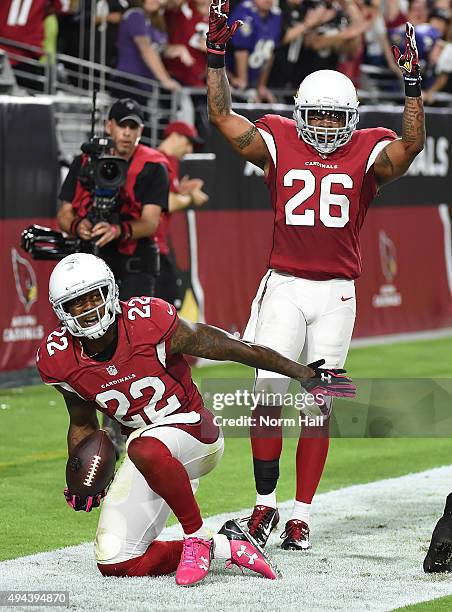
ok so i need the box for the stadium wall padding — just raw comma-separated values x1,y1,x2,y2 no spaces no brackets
1,101,451,375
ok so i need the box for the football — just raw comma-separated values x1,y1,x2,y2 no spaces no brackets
66,430,116,496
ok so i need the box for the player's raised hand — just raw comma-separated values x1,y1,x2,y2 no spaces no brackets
207,0,243,56
302,359,357,399
392,22,420,81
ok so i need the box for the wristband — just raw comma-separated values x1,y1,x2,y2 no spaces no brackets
207,51,226,68
70,217,82,236
119,221,132,241
404,79,422,97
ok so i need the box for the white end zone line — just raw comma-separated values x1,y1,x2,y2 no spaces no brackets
2,467,452,611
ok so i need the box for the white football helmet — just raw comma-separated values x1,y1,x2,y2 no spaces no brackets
293,70,359,155
49,253,120,340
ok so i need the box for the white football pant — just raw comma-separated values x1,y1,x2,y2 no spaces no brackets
244,270,356,400
95,425,224,565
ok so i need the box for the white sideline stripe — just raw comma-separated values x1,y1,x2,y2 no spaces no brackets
2,467,452,611
350,327,452,347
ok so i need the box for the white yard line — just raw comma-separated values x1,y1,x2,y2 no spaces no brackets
2,466,452,612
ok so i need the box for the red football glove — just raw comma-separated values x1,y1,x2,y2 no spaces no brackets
392,22,420,81
207,0,243,55
64,487,107,512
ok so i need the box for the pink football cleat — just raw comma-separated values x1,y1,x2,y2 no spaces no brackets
175,537,212,587
220,519,280,579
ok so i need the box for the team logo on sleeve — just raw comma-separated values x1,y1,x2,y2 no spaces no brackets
106,365,118,376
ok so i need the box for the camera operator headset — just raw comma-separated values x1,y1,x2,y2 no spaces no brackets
57,98,170,300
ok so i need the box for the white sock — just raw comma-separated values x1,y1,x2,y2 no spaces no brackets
290,500,310,524
212,533,231,559
185,523,209,540
256,491,277,508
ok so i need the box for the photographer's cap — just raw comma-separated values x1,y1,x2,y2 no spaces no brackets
164,121,204,145
108,98,144,127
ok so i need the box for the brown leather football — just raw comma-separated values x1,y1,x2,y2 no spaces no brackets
66,430,116,496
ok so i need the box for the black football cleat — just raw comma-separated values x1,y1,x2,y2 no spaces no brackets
280,519,311,551
424,514,452,572
239,505,280,548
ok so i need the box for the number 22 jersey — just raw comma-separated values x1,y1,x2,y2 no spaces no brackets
36,298,212,439
256,114,397,280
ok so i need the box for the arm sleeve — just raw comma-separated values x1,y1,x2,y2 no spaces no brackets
36,345,60,385
150,298,179,344
134,162,169,211
59,155,83,202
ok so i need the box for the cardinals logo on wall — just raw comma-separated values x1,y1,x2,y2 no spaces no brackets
372,231,402,308
11,247,38,312
379,231,397,284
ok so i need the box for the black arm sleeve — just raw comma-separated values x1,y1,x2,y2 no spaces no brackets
59,155,83,202
134,162,169,211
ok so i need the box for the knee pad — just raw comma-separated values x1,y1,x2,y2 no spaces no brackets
95,530,123,564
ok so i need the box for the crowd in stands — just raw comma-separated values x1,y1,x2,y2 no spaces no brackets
1,0,452,104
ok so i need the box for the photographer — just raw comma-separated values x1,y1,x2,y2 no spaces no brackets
57,98,170,300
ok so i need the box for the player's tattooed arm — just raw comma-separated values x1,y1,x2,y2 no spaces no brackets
55,387,100,454
207,67,268,169
171,318,314,380
374,96,425,186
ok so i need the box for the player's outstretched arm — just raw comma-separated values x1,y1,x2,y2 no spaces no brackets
374,22,425,186
206,0,268,169
55,387,99,455
171,319,356,397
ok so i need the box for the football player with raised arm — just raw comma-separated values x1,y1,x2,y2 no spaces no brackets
206,4,425,551
36,253,355,587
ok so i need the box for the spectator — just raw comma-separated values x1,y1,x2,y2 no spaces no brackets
156,121,208,308
288,0,367,85
423,11,452,103
361,0,396,68
269,0,337,90
164,0,209,87
384,0,409,29
95,0,130,68
227,0,283,102
115,0,192,93
0,0,68,92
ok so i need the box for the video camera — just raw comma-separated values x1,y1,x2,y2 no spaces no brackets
21,91,128,260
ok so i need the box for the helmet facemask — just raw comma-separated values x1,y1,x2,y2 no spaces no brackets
294,105,359,155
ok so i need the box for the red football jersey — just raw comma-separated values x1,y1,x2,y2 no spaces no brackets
256,115,397,280
36,298,211,438
164,0,208,87
0,0,66,63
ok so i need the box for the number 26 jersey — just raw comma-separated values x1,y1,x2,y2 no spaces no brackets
256,114,397,280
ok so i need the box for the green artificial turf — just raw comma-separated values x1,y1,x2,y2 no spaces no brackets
1,336,451,561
